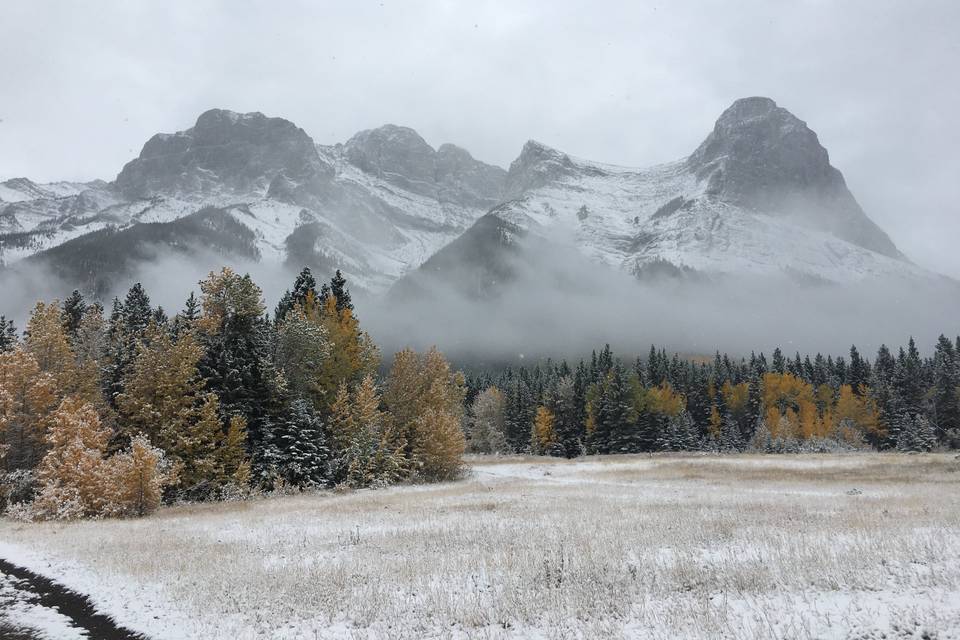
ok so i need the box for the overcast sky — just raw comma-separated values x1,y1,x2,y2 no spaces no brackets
1,1,958,276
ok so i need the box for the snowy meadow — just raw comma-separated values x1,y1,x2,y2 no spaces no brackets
2,453,959,639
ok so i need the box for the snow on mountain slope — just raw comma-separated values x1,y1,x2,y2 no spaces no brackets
1,98,946,300
403,97,935,292
0,111,505,293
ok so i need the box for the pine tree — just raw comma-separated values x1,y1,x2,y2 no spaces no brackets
932,335,959,438
61,290,87,343
896,414,936,452
196,268,273,455
466,387,509,454
503,375,536,452
275,267,319,321
103,284,156,406
275,303,331,405
0,316,18,352
328,269,354,314
587,362,636,454
719,413,745,451
891,339,925,444
847,345,871,393
260,399,330,488
547,376,584,458
871,344,897,446
772,348,786,374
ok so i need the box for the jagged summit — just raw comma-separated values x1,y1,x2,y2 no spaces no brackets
342,123,506,208
687,97,899,257
504,139,579,199
114,108,331,199
394,97,924,297
0,100,930,298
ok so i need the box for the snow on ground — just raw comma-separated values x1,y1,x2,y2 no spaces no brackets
1,454,959,639
0,570,88,639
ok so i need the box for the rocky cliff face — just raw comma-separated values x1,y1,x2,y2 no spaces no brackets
343,124,506,208
115,109,333,199
395,97,924,297
687,97,899,257
0,98,929,300
1,110,506,294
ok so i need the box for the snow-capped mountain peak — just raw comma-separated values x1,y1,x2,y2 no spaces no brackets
397,97,936,297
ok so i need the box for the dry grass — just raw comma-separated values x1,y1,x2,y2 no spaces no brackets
2,453,960,639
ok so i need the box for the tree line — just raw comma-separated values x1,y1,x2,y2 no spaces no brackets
0,267,465,519
2,266,957,520
462,339,959,456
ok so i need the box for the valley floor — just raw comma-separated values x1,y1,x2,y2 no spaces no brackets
1,454,959,639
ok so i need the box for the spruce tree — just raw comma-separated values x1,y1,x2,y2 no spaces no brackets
932,335,959,438
772,348,785,374
847,345,871,393
0,316,18,352
892,339,925,435
61,290,87,343
328,269,354,313
896,414,936,452
547,376,584,458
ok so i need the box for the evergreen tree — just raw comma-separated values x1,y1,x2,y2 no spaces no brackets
587,362,636,454
466,387,509,454
892,338,925,434
547,376,584,458
772,348,785,374
196,268,273,455
847,345,871,393
0,316,17,352
328,269,354,314
871,344,897,446
61,290,87,342
896,414,936,452
275,267,319,321
260,399,330,487
932,334,959,438
503,375,535,452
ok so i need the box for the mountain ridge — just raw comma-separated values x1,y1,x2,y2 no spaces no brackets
0,98,934,301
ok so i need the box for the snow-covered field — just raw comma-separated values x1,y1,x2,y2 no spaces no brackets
1,454,959,639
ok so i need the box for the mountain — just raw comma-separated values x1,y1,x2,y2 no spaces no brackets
396,97,932,297
0,98,940,303
0,110,505,295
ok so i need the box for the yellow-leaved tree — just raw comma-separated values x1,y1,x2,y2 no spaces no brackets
0,348,58,471
531,406,558,455
309,294,379,413
24,301,83,401
116,323,205,450
330,375,406,487
26,398,173,520
383,347,466,481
